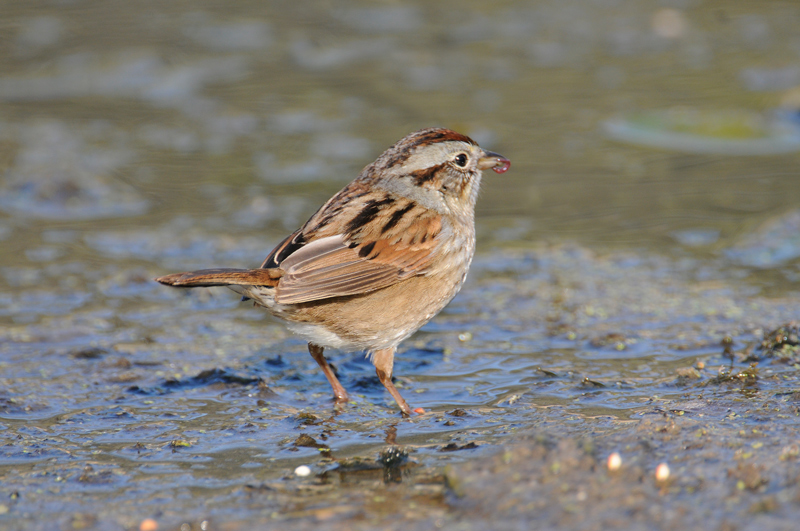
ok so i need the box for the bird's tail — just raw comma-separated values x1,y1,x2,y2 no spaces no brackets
155,268,281,288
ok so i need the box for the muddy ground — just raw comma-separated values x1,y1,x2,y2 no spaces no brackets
1,1,800,530
3,244,800,531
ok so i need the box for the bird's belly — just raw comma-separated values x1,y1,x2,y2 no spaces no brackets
273,269,467,353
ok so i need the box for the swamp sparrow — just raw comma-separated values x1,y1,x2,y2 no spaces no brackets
156,128,510,416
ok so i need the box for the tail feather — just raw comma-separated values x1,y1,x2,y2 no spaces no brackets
155,268,281,288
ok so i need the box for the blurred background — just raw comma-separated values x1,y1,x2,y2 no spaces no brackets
1,0,799,285
1,1,800,529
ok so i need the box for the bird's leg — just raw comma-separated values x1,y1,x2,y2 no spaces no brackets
308,343,349,402
373,347,412,417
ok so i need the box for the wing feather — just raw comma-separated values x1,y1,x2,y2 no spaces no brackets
262,193,445,304
275,235,406,303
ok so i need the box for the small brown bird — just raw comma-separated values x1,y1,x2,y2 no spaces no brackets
156,128,510,415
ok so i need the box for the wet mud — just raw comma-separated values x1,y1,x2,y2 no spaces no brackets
1,1,800,530
3,244,800,530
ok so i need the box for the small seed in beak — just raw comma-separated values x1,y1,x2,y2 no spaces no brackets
478,151,511,174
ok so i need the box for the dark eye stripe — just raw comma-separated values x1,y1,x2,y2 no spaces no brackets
410,163,446,185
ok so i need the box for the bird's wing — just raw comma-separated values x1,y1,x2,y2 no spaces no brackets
270,198,444,304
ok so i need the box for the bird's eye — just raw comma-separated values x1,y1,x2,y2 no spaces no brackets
454,153,468,167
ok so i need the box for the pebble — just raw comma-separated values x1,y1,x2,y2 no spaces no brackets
655,462,670,482
294,465,311,477
607,452,622,471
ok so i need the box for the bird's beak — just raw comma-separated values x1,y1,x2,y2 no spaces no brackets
478,151,511,174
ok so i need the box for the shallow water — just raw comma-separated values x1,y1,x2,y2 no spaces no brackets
1,1,800,530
